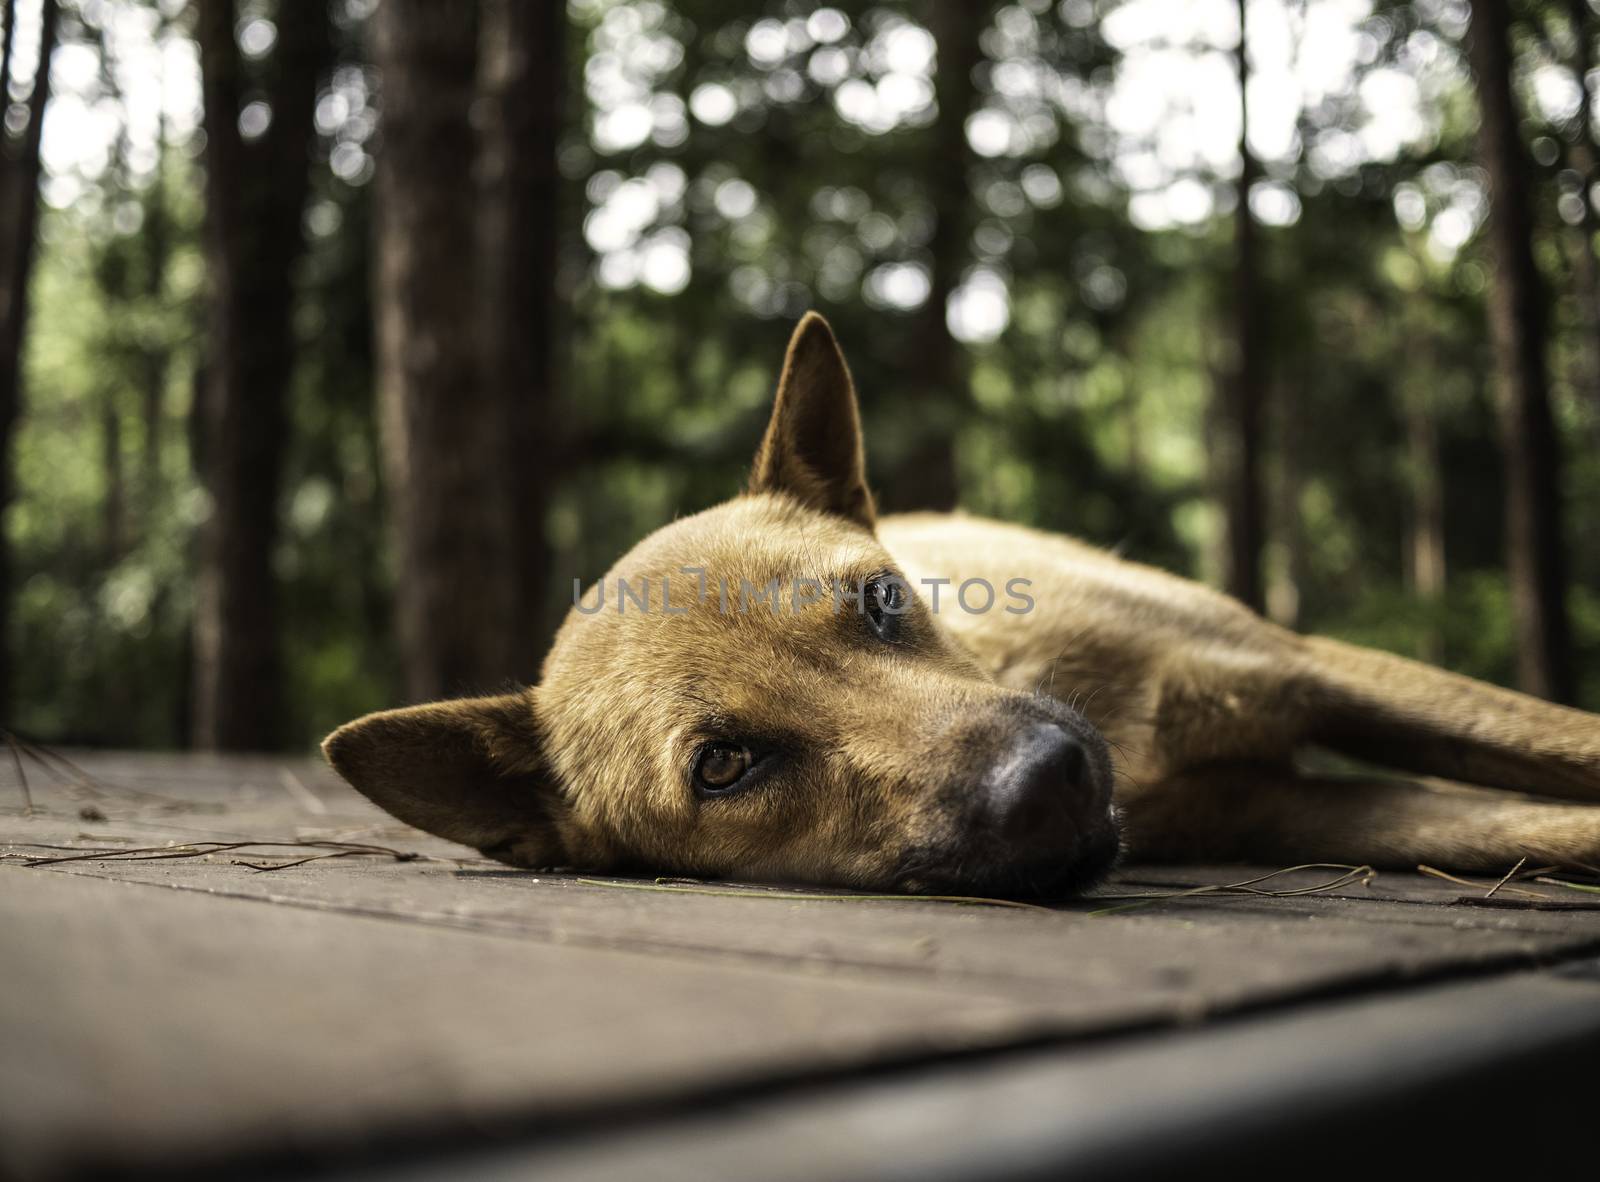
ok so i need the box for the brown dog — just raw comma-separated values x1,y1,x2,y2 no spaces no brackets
324,314,1600,896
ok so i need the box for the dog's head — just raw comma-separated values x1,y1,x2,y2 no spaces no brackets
324,314,1121,897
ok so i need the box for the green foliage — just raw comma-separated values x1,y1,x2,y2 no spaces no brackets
11,146,203,745
7,0,1600,750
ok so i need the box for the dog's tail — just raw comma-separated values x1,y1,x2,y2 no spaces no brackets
1300,635,1600,803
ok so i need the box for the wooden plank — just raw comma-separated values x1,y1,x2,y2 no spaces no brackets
0,748,432,854
0,868,1049,1181
6,751,1600,1177
442,967,1600,1181
27,858,1600,1009
7,751,1600,1025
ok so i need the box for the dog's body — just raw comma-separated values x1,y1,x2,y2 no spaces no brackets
883,511,1600,870
326,315,1600,896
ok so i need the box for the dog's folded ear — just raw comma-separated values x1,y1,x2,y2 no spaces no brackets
321,690,568,868
749,311,876,529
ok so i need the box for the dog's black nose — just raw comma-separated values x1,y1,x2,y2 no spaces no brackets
982,722,1093,840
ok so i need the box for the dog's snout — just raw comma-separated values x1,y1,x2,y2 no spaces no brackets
982,722,1092,839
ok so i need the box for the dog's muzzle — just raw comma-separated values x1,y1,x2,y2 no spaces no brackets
895,698,1123,898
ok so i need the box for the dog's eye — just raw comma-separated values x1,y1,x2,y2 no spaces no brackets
863,574,909,641
694,741,753,794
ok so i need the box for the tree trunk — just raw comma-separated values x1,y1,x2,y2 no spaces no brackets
373,0,524,703
476,0,564,677
192,0,328,749
1564,0,1600,439
102,393,126,560
0,0,58,724
0,0,15,147
1222,0,1267,614
1269,373,1309,629
881,0,988,514
1403,354,1446,665
1467,0,1575,702
141,105,171,525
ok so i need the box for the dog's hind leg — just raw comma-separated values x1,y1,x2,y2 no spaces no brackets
1123,764,1600,872
1289,637,1600,804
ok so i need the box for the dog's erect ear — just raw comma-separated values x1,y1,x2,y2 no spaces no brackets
749,312,876,528
322,690,567,868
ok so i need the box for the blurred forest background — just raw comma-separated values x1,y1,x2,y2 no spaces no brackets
0,0,1597,753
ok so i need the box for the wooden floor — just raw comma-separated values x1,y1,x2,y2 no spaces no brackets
4,749,1600,1180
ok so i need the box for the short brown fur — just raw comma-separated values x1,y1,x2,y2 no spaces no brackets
325,314,1600,894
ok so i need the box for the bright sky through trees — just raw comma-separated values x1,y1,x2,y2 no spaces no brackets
27,0,1547,336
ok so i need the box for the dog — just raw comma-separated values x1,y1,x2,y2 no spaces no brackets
324,313,1600,897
